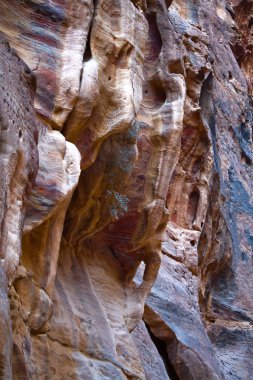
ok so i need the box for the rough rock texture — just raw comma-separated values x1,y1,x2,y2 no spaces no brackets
0,34,38,379
0,0,253,379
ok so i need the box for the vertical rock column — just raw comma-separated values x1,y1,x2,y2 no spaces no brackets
0,35,39,379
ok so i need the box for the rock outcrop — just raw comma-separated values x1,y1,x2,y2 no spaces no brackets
0,1,252,379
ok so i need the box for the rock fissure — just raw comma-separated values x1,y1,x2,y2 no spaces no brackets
145,322,180,380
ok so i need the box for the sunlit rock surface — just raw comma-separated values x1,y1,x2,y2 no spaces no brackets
0,0,253,379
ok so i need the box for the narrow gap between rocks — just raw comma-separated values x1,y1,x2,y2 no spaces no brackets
61,12,93,138
83,28,92,63
144,322,180,380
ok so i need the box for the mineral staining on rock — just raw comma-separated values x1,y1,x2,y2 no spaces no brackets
0,0,253,379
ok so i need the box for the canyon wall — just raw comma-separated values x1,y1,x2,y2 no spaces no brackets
0,0,252,379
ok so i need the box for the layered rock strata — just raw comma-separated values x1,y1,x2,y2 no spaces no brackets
0,0,252,379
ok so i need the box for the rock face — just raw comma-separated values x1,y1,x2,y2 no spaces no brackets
0,34,38,379
0,1,252,379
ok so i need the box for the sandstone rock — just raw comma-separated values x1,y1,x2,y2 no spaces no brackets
134,258,224,380
22,129,81,297
0,0,253,379
0,0,93,127
131,320,170,380
0,267,12,379
0,33,38,379
0,34,39,282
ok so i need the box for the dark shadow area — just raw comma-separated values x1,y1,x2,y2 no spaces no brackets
145,322,180,380
188,189,200,226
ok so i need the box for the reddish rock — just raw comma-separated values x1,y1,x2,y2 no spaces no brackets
0,1,252,379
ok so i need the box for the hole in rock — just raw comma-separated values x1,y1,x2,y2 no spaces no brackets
145,323,180,380
188,189,200,227
190,240,196,246
248,17,253,28
145,13,162,62
24,67,31,75
142,78,166,110
192,157,202,175
168,59,184,75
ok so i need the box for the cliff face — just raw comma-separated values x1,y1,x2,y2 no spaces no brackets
0,1,252,379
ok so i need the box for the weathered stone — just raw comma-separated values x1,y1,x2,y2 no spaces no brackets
0,0,252,379
0,0,93,127
135,258,224,380
0,34,39,282
131,320,170,380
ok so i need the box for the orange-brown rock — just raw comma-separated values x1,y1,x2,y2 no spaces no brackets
0,1,253,379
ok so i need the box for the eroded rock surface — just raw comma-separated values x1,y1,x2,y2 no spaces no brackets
0,0,253,379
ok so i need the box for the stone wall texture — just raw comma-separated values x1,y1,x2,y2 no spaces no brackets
0,1,253,379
